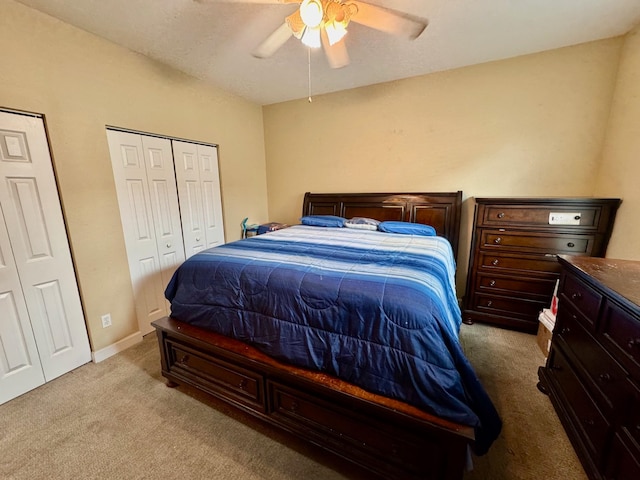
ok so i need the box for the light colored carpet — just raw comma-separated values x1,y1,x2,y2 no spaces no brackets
0,323,587,479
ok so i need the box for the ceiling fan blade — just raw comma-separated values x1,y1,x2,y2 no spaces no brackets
252,22,293,58
321,29,349,69
350,1,427,40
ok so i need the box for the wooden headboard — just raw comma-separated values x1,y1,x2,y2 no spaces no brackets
302,191,463,259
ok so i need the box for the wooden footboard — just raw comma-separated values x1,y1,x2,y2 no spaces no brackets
153,316,474,480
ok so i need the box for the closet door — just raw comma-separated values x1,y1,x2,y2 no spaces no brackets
140,136,186,287
173,140,225,257
107,130,185,334
0,111,91,392
198,144,225,248
0,205,45,404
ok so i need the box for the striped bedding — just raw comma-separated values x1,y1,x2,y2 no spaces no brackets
165,225,501,454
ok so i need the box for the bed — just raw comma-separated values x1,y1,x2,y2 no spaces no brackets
153,191,501,480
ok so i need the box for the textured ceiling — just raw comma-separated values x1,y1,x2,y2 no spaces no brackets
14,0,640,105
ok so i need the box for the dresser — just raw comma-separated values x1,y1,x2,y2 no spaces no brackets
463,198,620,332
538,256,640,480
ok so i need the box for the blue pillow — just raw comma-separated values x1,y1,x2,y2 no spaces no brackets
300,215,347,228
378,221,437,236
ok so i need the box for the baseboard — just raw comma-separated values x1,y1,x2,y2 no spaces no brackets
91,331,143,363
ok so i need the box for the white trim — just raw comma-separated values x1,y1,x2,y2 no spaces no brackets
91,331,144,363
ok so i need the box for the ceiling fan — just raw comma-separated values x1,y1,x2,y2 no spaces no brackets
196,0,428,69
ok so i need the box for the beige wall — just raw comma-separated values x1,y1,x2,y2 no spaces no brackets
595,25,640,261
0,1,269,351
263,39,625,294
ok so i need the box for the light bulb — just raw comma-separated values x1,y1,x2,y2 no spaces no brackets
300,0,323,28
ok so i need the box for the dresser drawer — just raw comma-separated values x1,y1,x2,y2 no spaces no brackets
561,272,604,328
601,302,640,379
548,347,611,463
167,340,265,411
556,313,628,412
605,431,640,480
471,292,546,320
475,272,557,299
481,205,600,229
480,230,594,255
621,379,640,448
557,288,599,332
476,251,562,276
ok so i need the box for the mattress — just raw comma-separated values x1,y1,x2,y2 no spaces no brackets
165,225,501,454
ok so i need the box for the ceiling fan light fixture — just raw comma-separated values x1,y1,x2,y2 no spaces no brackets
300,0,324,28
324,2,357,45
325,20,347,45
300,25,321,48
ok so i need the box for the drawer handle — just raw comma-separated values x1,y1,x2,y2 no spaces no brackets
238,379,248,390
497,212,505,219
567,242,575,248
491,259,499,266
571,292,582,301
561,327,570,335
598,373,611,383
166,243,172,248
494,237,502,245
574,215,581,221
486,300,493,307
628,338,640,350
290,400,299,412
583,419,595,427
489,280,496,287
179,354,190,364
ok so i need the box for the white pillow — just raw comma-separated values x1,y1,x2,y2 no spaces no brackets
344,217,380,231
344,222,378,231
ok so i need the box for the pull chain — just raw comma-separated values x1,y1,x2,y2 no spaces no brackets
308,47,313,103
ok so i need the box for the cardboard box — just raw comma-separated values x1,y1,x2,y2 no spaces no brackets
537,317,554,357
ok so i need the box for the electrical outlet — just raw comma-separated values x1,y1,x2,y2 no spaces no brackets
101,313,112,328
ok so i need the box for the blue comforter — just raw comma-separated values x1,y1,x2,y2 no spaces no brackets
165,225,501,454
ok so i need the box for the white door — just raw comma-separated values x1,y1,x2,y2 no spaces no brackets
198,144,225,249
0,204,46,404
0,111,91,403
107,130,185,334
173,141,225,257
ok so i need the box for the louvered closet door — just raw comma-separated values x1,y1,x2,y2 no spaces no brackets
107,131,185,334
0,112,91,399
173,140,225,257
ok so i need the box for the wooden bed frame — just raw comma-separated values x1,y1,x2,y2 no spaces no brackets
153,191,473,480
